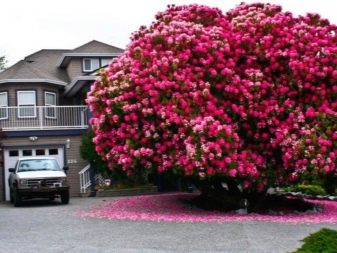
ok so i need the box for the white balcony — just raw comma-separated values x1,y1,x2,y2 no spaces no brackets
0,106,89,131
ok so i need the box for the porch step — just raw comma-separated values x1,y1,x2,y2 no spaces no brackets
79,192,91,197
80,190,98,197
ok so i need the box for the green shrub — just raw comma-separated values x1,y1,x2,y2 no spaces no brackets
284,184,326,196
80,131,152,187
293,228,337,253
80,131,109,174
322,172,337,195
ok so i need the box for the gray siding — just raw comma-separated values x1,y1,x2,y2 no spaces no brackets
0,82,84,106
66,59,83,81
0,83,82,130
0,83,60,106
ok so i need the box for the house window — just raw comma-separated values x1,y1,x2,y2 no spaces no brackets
49,149,58,155
17,90,36,118
83,58,99,72
45,92,56,118
36,149,45,156
22,150,32,156
9,150,19,157
0,92,8,120
101,58,112,67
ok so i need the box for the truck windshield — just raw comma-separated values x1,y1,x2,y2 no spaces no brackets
17,159,61,172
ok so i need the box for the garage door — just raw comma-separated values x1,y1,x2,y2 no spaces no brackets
3,147,64,201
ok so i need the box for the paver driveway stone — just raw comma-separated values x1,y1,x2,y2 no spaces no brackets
1,197,337,253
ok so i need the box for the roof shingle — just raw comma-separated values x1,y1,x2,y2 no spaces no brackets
72,40,123,54
0,49,70,83
0,40,124,85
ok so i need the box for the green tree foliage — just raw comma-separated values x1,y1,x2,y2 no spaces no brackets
80,131,108,173
80,131,150,186
0,56,7,71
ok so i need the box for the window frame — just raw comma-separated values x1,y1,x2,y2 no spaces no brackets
17,90,37,119
48,148,59,155
100,58,112,67
22,149,33,156
0,91,8,120
82,58,100,72
9,150,19,157
36,149,46,156
44,91,57,119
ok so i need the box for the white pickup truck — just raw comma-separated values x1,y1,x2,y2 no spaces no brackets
8,157,70,206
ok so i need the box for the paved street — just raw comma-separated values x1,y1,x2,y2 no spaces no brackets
1,197,337,253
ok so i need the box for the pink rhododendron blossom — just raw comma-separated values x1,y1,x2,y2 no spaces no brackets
87,3,337,191
75,193,337,224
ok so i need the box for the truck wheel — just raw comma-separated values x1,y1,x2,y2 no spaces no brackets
10,189,14,203
61,191,69,204
13,187,22,207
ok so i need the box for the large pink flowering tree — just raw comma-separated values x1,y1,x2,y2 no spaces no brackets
87,3,337,197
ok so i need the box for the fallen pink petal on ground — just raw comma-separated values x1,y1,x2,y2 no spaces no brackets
75,193,337,224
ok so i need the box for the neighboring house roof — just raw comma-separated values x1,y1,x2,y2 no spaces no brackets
0,49,70,86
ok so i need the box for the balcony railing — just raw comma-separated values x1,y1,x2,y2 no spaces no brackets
0,106,89,131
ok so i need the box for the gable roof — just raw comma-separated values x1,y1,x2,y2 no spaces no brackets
0,49,70,85
0,40,123,87
58,40,123,67
72,40,123,54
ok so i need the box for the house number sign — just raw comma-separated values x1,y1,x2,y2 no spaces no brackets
67,159,77,164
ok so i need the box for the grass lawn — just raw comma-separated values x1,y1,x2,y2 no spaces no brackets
293,228,337,253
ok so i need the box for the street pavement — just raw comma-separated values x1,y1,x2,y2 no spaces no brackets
0,197,336,253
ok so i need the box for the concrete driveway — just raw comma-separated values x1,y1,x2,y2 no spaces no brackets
0,197,336,253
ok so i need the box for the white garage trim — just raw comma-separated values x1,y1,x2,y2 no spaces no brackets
3,145,65,201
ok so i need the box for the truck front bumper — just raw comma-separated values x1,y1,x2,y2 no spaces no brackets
17,186,69,198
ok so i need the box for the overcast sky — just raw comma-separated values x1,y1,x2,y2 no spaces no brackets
1,0,337,66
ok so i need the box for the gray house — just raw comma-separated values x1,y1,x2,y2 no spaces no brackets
0,40,123,201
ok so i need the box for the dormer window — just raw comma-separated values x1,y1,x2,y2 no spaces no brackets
82,58,99,72
101,58,112,67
